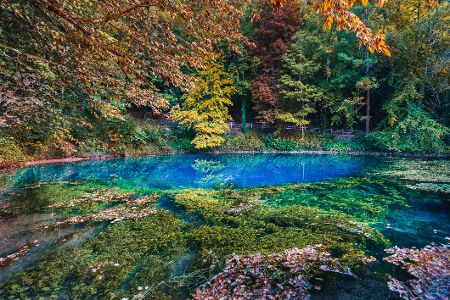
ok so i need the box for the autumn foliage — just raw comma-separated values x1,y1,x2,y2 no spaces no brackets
0,0,245,110
194,245,354,299
384,243,450,299
171,61,236,149
251,0,301,124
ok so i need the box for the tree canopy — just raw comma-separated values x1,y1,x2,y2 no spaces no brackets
0,0,448,159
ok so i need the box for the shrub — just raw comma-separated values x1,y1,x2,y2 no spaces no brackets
371,104,449,153
0,137,28,166
220,131,267,151
264,134,297,151
323,137,368,152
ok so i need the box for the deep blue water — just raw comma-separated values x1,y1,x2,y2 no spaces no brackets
11,154,376,189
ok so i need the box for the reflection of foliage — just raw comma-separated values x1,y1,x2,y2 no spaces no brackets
194,245,355,299
192,159,225,174
192,159,231,187
384,243,450,300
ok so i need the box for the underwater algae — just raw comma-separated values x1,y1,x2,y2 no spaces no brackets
0,155,449,299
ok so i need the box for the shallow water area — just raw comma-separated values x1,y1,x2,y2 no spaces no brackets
0,154,448,299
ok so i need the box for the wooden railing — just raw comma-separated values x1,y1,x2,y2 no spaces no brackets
226,122,365,138
127,113,365,138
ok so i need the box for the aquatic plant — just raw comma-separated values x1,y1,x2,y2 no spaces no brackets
380,159,450,184
173,188,387,286
0,212,186,299
47,189,135,209
384,243,450,300
193,245,355,299
256,176,408,222
0,181,111,217
36,195,158,229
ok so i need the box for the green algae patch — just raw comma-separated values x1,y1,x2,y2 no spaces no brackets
376,158,450,199
172,176,409,224
379,159,450,183
0,212,187,299
257,177,409,222
0,181,129,217
1,182,90,217
172,188,388,287
36,194,159,229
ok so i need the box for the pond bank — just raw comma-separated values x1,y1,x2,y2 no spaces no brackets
1,150,449,170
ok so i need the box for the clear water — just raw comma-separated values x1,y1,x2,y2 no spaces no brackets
0,154,448,299
11,154,373,188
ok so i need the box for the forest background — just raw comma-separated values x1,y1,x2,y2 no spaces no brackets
0,0,448,166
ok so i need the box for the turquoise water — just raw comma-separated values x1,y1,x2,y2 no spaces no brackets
0,154,448,299
11,154,373,188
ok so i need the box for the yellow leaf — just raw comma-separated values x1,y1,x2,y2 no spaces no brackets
322,16,333,30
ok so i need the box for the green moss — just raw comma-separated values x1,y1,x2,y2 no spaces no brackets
173,176,408,224
258,177,408,222
0,212,186,299
1,181,136,217
171,188,388,286
379,159,450,183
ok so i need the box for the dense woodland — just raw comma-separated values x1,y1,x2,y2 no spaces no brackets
0,0,449,165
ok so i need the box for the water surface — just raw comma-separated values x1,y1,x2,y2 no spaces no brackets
10,154,374,188
0,154,448,299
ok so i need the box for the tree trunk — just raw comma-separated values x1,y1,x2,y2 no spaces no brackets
365,46,371,136
365,7,371,136
241,95,247,133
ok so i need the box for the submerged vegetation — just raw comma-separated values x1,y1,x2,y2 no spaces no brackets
1,156,448,298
